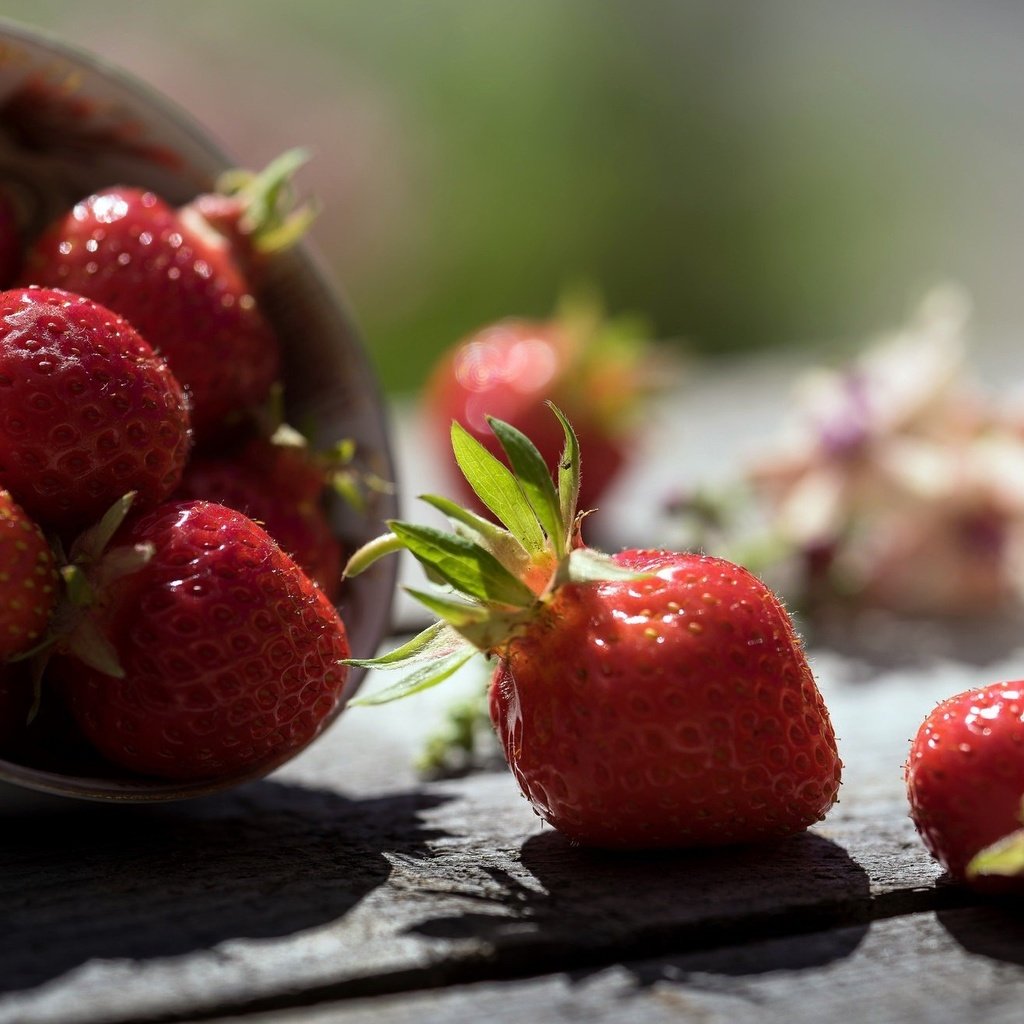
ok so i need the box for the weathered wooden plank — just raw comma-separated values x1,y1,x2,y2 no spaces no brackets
0,641,988,1024
203,907,1024,1024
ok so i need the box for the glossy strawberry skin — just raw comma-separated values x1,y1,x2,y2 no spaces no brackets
59,500,350,782
906,684,1024,883
0,287,191,534
0,486,57,660
176,438,342,600
426,320,626,513
488,550,841,848
20,187,281,439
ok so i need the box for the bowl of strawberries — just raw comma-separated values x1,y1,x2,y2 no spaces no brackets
0,21,399,800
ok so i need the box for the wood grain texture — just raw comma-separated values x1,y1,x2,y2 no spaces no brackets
1,638,999,1024
206,908,1024,1024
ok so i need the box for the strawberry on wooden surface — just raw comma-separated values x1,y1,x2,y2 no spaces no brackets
18,151,312,440
52,498,351,782
0,286,191,535
906,684,1024,889
425,293,665,519
345,406,841,849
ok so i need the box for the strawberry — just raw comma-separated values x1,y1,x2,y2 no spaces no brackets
53,498,351,781
18,151,313,439
0,286,191,535
175,427,344,601
345,406,841,848
424,292,664,516
0,486,57,661
906,683,1024,889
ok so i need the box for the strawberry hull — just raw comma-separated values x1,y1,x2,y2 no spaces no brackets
0,23,398,802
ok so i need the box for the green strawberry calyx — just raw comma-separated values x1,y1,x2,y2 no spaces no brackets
966,798,1024,881
216,148,319,254
552,283,677,431
342,403,642,705
44,493,153,680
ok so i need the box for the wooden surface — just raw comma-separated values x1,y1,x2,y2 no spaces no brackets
3,630,1023,1024
4,384,1024,1024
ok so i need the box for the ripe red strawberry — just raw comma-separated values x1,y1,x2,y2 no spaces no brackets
0,486,57,661
0,287,191,534
55,499,351,781
18,152,311,439
906,684,1024,888
175,429,343,600
425,296,663,516
345,406,841,848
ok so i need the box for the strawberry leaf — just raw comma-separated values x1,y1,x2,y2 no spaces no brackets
559,548,650,586
346,621,480,706
389,521,537,607
344,532,407,578
60,565,95,608
549,402,581,527
418,493,531,578
68,491,137,564
967,827,1024,880
349,649,478,705
342,620,465,669
65,617,125,679
405,587,532,650
451,422,546,554
487,415,565,557
403,587,490,629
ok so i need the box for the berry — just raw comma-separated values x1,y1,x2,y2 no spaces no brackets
906,683,1024,888
56,500,351,781
176,431,342,600
346,406,841,848
18,152,312,439
0,486,57,660
425,295,662,516
0,287,191,534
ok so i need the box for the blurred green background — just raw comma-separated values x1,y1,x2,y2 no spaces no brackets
2,0,1023,393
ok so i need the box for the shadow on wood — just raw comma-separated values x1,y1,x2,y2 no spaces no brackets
0,779,451,995
937,903,1024,967
404,828,871,978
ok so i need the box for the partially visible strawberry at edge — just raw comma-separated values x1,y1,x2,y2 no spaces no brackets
906,683,1024,889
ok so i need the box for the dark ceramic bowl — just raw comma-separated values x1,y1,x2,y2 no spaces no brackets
0,20,399,801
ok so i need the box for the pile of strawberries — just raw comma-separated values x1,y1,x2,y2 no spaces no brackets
0,154,356,783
